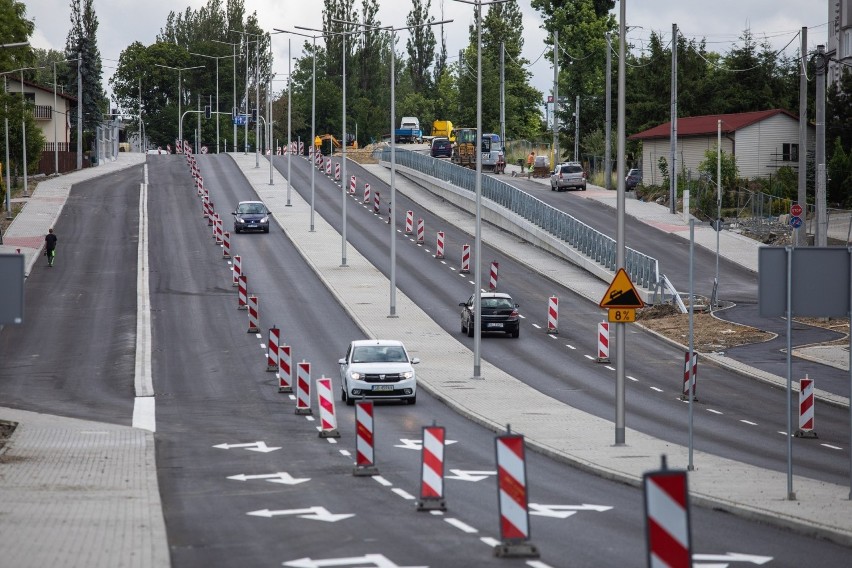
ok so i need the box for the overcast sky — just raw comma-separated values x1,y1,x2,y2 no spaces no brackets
24,0,829,103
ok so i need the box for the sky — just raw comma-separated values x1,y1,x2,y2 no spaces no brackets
23,0,830,105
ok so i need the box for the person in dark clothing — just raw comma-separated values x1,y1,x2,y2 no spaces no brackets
45,228,57,267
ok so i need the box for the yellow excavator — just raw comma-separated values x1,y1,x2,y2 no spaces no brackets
315,134,357,154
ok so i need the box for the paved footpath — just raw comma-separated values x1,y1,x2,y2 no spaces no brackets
0,154,169,568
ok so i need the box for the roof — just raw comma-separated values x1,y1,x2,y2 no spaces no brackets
350,339,405,347
5,76,78,103
628,109,800,141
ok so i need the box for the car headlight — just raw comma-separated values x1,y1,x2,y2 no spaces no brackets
260,216,269,223
350,372,361,380
235,216,244,223
401,371,414,380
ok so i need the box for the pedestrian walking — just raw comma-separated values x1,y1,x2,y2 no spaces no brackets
526,151,536,172
45,228,57,267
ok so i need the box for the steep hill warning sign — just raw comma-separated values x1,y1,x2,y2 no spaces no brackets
599,268,644,309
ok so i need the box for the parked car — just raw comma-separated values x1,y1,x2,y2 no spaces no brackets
431,137,453,158
232,201,271,233
459,292,520,338
339,339,419,405
550,162,587,191
626,168,642,190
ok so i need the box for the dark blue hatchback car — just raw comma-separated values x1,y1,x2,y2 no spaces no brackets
232,201,271,233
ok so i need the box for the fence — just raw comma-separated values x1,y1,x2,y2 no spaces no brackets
378,148,660,288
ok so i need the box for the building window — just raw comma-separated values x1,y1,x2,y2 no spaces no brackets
783,143,799,162
844,29,852,58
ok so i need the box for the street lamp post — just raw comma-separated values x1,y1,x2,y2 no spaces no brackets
154,64,203,146
190,52,236,153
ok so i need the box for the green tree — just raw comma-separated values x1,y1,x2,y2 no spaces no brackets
0,0,34,71
406,0,436,94
698,146,738,191
827,70,852,157
63,0,107,142
828,137,852,206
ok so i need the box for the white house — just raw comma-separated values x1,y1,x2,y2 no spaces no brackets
628,109,815,186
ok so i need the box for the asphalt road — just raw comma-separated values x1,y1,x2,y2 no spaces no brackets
1,154,849,566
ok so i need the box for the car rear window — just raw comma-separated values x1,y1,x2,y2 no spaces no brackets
561,165,583,174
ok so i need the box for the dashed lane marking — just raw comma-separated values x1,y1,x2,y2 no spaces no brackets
627,375,638,381
650,386,663,393
822,444,843,450
392,488,415,500
566,344,576,349
445,518,478,533
605,365,615,371
740,420,758,426
372,476,393,487
707,409,723,415
584,355,595,361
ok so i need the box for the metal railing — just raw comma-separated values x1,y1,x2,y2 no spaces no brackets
378,148,660,288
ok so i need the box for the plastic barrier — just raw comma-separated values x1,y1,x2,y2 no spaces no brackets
295,361,312,415
353,400,378,476
547,296,558,334
316,377,341,438
416,425,446,511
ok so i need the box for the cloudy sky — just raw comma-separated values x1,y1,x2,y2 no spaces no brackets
24,0,830,102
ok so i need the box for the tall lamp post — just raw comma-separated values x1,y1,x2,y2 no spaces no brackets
231,30,265,166
154,64,203,145
189,52,236,153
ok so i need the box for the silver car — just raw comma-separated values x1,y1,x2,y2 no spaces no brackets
550,162,587,191
339,339,419,405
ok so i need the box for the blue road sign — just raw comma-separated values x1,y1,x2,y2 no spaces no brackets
790,215,803,228
234,115,247,126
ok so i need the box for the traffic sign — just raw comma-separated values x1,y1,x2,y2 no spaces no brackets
608,308,636,323
790,216,803,229
791,203,803,217
599,268,645,309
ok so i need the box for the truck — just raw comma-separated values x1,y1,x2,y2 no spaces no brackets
432,120,455,142
451,129,505,173
394,116,422,144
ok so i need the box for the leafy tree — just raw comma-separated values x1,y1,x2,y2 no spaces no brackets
828,137,852,206
0,0,34,72
698,146,738,192
63,0,107,142
406,0,436,94
827,70,852,157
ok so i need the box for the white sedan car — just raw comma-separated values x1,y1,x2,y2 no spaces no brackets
339,339,419,405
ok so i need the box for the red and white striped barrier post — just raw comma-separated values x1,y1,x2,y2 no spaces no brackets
795,375,818,438
196,177,203,196
278,344,293,393
682,352,697,400
335,163,341,181
232,255,241,287
349,175,356,195
247,295,260,333
643,458,692,568
295,361,312,415
202,195,208,218
597,321,610,363
326,159,332,176
373,192,380,214
222,231,231,259
460,244,471,274
215,216,224,244
266,326,280,371
353,400,378,476
416,424,446,511
416,218,425,244
494,428,539,558
363,183,371,204
546,296,558,334
237,274,248,310
435,231,445,259
207,201,215,226
489,261,499,290
316,377,341,438
387,200,391,224
298,141,304,154
404,210,414,234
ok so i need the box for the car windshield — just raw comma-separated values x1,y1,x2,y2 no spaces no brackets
238,203,265,214
352,345,407,363
482,297,514,309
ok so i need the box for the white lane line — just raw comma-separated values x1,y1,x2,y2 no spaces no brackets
566,344,576,350
326,438,338,445
649,386,663,392
778,431,790,436
821,444,843,450
372,476,393,487
133,173,155,432
527,561,556,568
429,510,444,516
444,518,478,533
740,420,758,426
392,488,416,500
288,394,296,401
259,343,265,349
305,416,315,422
440,260,447,265
532,323,542,330
627,375,638,382
480,537,501,547
547,333,558,339
255,333,262,339
707,409,724,415
584,354,595,361
605,365,616,371
339,450,352,457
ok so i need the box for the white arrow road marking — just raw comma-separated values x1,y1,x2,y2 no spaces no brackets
445,469,497,482
227,472,310,485
212,441,281,452
394,438,458,450
246,506,354,522
528,503,613,518
692,552,773,565
283,553,428,568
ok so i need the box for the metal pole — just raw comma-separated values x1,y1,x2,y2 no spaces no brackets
670,23,678,214
574,94,579,162
4,76,11,219
77,54,82,169
20,70,27,196
287,38,292,205
715,120,721,307
233,42,236,153
848,248,852,499
244,38,249,154
390,28,398,317
786,245,796,500
615,0,627,445
473,0,483,379
552,29,559,166
310,36,316,232
341,24,348,267
605,33,611,190
215,57,220,153
499,41,505,155
255,36,260,167
797,27,808,247
688,218,695,470
53,62,58,174
269,77,273,185
815,45,827,246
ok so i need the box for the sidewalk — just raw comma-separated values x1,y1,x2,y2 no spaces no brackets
0,154,168,568
234,152,852,546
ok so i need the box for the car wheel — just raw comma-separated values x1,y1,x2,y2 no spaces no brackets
467,323,474,337
511,327,520,338
343,385,354,406
461,319,467,334
582,184,587,191
551,184,556,191
234,226,240,234
263,227,270,233
407,394,417,405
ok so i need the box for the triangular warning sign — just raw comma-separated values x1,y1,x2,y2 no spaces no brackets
599,268,645,309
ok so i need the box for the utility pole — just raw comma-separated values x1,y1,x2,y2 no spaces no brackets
605,33,612,190
573,95,579,162
499,41,505,152
797,27,808,247
77,53,82,170
670,23,678,214
615,0,627,446
815,44,827,246
552,30,559,167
